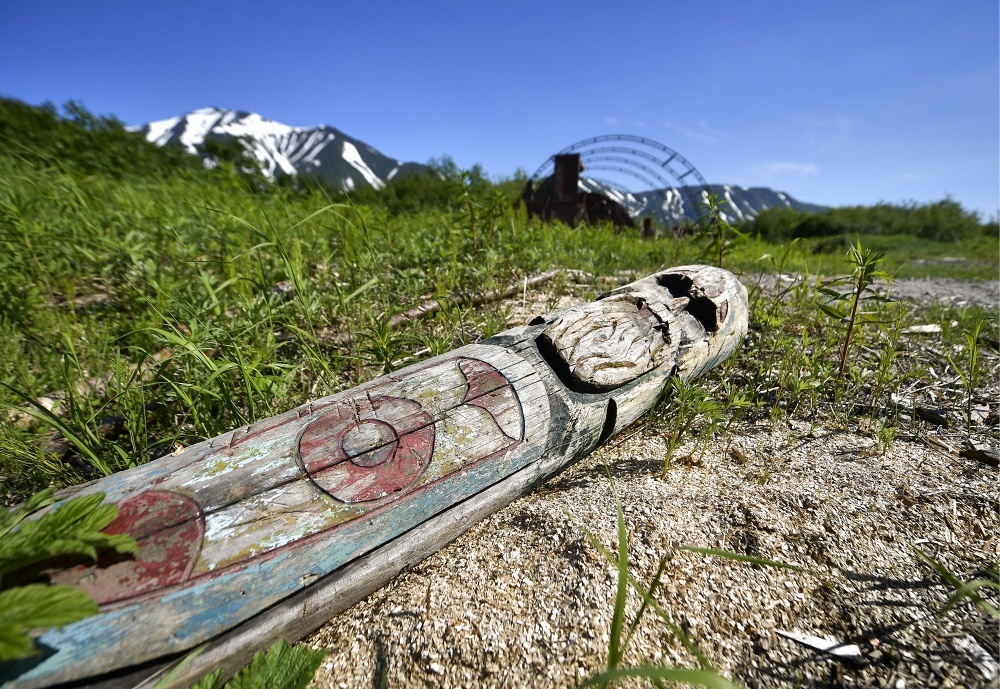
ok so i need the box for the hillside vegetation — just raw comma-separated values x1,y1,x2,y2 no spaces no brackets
0,97,996,495
749,199,993,243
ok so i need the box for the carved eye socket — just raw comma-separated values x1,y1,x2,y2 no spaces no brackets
299,396,435,504
657,272,720,332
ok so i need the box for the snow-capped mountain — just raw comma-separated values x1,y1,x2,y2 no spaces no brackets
134,108,823,221
578,178,825,226
132,107,428,190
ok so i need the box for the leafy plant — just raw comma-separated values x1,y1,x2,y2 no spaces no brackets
717,381,753,432
649,378,725,475
817,240,894,379
0,584,99,661
0,488,136,661
0,489,136,579
874,417,897,455
356,311,413,374
698,192,745,270
189,639,327,689
868,301,908,413
946,318,987,431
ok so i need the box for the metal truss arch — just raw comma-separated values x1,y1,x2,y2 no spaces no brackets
530,135,711,224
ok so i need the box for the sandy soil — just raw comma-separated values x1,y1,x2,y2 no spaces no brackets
306,277,999,689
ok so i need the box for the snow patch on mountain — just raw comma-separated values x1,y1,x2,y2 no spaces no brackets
133,107,427,189
178,108,224,153
341,141,384,190
578,177,825,226
146,116,180,146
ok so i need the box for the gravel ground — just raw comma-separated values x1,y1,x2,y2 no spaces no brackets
749,273,998,310
888,278,998,309
306,277,999,689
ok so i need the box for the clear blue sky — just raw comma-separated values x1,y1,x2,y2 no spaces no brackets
2,1,997,217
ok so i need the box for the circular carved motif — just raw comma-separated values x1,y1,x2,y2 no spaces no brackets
299,396,434,503
341,420,397,467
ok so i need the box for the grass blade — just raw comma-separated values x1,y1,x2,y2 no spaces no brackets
0,382,110,475
579,666,741,689
679,546,814,574
608,488,629,671
912,544,1000,619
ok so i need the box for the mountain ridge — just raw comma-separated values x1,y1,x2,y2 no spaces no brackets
131,107,428,191
580,178,827,225
134,107,826,224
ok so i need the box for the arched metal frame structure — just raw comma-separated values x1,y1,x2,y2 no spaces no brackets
531,135,711,224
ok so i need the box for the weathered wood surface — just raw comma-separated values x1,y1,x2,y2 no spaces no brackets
1,265,747,689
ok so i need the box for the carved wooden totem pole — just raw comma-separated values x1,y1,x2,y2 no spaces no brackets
2,265,747,689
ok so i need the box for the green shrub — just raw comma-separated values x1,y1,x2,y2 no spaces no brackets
748,198,988,243
0,97,200,180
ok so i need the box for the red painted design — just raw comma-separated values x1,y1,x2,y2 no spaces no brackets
300,396,435,503
459,358,508,400
460,359,523,441
465,387,523,441
50,490,204,605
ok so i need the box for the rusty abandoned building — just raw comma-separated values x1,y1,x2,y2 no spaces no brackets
521,154,635,229
522,135,712,235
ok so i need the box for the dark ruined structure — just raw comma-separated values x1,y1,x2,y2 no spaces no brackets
522,154,634,229
525,135,715,234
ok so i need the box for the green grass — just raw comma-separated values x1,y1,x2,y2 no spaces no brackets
1,143,997,496
796,233,999,280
